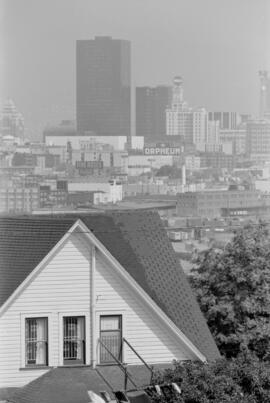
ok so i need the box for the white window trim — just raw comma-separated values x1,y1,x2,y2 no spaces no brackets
3,220,206,363
20,312,53,368
58,311,90,366
95,310,126,365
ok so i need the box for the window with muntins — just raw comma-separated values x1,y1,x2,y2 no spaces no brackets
100,315,122,364
63,316,85,365
25,317,48,366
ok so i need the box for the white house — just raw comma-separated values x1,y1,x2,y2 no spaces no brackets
0,211,219,395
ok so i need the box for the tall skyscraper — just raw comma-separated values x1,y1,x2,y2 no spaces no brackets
136,85,172,142
76,36,131,137
0,99,24,139
258,71,270,119
166,76,193,141
166,76,210,146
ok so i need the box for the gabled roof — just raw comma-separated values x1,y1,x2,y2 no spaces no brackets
0,211,220,361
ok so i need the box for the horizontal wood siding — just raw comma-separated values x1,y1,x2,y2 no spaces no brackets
0,233,90,387
0,231,195,389
95,251,192,365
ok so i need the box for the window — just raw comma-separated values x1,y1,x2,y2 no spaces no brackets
25,318,48,366
100,315,122,364
63,316,85,365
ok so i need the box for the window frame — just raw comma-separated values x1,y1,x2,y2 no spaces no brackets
58,311,90,366
20,312,52,369
95,310,126,365
63,315,86,365
99,315,122,364
25,317,48,367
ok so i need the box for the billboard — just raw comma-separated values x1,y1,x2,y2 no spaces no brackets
144,147,182,156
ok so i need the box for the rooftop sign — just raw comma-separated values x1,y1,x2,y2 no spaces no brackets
144,147,181,156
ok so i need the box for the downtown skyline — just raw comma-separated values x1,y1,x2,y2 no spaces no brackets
1,0,270,138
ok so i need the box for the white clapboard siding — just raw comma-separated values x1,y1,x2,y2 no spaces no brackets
95,250,192,365
0,230,195,389
0,233,91,388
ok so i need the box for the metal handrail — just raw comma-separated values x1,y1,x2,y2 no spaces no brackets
98,338,138,390
123,337,154,377
95,367,114,392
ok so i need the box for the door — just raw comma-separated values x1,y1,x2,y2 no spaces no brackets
100,315,122,364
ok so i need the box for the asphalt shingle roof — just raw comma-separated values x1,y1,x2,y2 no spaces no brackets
9,364,172,403
0,211,220,363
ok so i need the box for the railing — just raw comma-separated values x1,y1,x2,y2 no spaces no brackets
97,337,154,390
122,338,154,384
98,338,138,390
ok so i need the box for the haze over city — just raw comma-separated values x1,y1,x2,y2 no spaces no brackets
4,2,270,402
1,0,270,138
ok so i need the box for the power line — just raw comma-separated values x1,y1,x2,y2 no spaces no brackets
1,222,270,235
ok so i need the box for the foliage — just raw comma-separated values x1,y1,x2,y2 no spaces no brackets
189,222,270,359
151,354,270,403
150,222,270,402
155,165,182,178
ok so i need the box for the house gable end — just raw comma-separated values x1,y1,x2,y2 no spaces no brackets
1,219,206,362
0,220,84,316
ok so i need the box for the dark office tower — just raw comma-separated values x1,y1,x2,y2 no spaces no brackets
76,36,131,136
136,86,172,142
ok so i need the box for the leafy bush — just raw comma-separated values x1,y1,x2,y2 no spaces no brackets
152,354,270,403
189,223,270,359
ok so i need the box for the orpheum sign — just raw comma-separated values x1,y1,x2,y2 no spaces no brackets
144,147,181,155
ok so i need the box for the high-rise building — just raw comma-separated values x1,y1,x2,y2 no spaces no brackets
76,36,131,137
166,77,209,146
208,111,241,130
166,76,193,141
136,86,172,142
0,99,24,139
258,71,270,119
207,120,220,144
247,119,270,162
192,109,208,144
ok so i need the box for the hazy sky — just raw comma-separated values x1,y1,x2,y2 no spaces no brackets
1,0,270,137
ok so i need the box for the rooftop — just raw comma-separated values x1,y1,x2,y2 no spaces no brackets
0,211,220,363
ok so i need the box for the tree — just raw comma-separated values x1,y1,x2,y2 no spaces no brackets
155,165,182,178
189,222,270,360
152,353,270,403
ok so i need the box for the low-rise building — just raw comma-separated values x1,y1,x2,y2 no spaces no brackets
200,152,235,170
219,129,247,155
177,188,264,218
68,179,123,204
0,186,39,213
44,133,144,151
127,154,174,176
184,155,201,170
